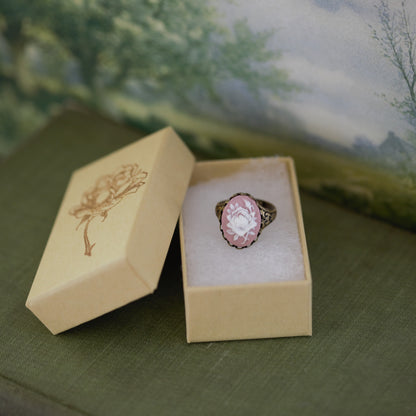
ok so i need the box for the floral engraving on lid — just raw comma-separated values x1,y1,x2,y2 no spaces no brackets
69,163,148,256
221,195,261,248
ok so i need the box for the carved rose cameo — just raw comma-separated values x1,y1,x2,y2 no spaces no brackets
221,194,261,248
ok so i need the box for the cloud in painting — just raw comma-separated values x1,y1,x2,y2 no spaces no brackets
217,0,413,145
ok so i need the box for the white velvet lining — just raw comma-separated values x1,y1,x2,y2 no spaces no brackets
182,158,306,287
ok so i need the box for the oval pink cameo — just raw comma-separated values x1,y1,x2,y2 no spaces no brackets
221,194,261,248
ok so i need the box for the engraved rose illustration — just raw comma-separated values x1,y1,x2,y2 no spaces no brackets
226,199,258,243
69,163,148,256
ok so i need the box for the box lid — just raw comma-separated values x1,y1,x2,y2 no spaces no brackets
26,127,195,334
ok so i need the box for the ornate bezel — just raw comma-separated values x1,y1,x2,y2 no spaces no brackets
216,192,275,249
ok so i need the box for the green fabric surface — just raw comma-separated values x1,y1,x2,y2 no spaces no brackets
0,108,415,416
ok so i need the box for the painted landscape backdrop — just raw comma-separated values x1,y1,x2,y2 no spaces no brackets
0,0,415,230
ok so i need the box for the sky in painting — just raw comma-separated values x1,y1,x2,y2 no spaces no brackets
217,0,414,145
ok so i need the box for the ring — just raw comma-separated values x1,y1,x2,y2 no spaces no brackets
215,193,276,249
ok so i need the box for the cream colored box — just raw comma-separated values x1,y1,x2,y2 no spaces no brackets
180,157,312,342
26,127,194,334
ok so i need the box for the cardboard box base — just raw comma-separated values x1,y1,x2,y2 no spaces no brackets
180,157,312,342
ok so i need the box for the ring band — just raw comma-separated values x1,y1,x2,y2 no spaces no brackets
215,193,276,249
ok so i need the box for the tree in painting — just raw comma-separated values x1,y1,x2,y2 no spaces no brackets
371,0,416,129
0,0,294,156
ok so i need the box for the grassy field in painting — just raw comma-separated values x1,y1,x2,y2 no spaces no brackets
111,94,416,231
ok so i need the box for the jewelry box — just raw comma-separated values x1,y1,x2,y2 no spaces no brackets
179,157,312,342
26,128,311,342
